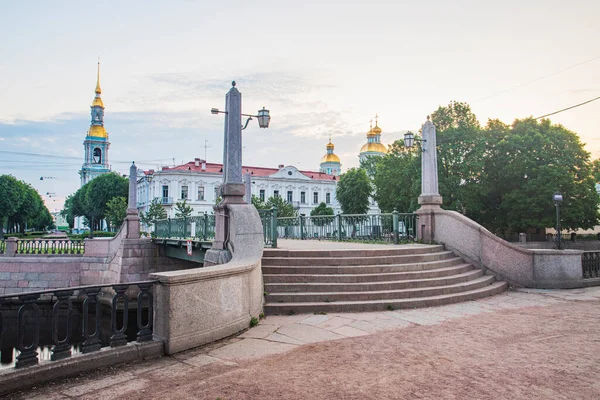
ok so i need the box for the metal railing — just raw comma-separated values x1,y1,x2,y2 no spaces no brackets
154,213,215,241
0,239,4,254
161,197,173,205
258,208,278,248
16,239,85,255
0,281,156,369
582,251,600,279
277,212,417,243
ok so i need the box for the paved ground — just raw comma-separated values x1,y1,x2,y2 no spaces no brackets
11,287,600,399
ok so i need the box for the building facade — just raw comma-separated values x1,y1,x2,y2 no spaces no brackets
137,159,344,220
74,62,112,232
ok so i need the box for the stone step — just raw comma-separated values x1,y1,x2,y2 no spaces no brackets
261,251,456,267
262,257,464,275
265,275,495,303
265,269,484,293
263,264,475,284
263,281,508,315
262,245,445,258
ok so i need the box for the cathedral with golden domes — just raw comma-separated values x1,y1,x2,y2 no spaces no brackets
319,139,341,176
79,61,111,187
359,116,387,162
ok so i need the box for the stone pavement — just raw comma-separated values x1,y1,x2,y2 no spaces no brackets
11,286,600,399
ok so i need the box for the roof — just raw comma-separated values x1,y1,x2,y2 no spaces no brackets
148,161,338,181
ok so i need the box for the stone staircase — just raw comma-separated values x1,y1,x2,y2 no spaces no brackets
262,245,507,315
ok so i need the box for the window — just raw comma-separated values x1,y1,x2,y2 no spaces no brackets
300,191,306,204
214,186,220,200
93,148,102,164
274,190,279,198
259,189,265,202
313,192,318,204
326,193,331,204
181,185,188,200
197,186,205,201
287,191,293,202
162,185,169,199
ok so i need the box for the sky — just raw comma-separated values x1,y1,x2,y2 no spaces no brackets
0,0,599,212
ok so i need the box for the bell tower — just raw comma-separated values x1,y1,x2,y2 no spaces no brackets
79,61,111,186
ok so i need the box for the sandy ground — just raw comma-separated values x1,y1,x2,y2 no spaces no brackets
10,289,600,400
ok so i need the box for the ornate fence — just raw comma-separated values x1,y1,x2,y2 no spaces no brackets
154,213,215,241
258,208,278,248
277,212,417,243
0,281,156,369
15,239,85,255
582,251,600,279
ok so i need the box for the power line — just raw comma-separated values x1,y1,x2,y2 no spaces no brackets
535,96,600,119
474,55,600,103
0,150,172,164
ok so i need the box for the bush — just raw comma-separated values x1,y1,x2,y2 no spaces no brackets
67,231,117,240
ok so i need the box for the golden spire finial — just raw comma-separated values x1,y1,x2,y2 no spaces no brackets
375,113,379,126
95,58,102,95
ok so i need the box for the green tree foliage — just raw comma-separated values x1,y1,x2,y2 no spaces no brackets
105,196,127,230
336,168,372,214
141,198,167,227
251,195,268,210
372,140,421,213
61,195,76,229
265,195,297,218
175,199,193,218
368,101,600,233
0,175,54,237
591,159,600,182
64,173,129,231
310,202,335,226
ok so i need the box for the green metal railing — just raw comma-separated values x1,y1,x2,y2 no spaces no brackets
258,208,278,248
154,213,216,241
277,211,417,243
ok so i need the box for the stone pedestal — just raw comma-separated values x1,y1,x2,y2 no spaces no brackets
416,204,439,244
416,117,442,244
5,237,17,257
125,211,141,239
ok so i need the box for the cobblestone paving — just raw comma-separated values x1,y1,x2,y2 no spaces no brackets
11,287,600,399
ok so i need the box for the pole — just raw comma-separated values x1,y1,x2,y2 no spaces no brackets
556,202,563,250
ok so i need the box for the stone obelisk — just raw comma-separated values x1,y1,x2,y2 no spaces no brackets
125,162,141,238
416,116,443,243
205,82,246,265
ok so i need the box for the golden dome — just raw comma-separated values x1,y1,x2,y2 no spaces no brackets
88,125,108,138
321,153,341,163
372,124,382,135
326,140,334,150
92,97,104,108
360,142,388,154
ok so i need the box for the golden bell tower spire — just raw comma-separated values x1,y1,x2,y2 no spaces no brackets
95,58,102,95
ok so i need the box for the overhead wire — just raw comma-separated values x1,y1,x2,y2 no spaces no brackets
535,96,600,119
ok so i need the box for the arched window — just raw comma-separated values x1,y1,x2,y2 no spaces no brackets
93,148,102,164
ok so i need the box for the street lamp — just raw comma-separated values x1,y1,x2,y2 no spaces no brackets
211,82,271,130
553,191,564,250
403,131,427,151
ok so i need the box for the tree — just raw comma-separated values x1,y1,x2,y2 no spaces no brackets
175,199,193,218
372,140,421,213
310,202,334,226
141,198,167,227
251,195,267,210
0,175,24,238
105,196,127,230
336,168,372,214
265,195,297,218
61,195,76,229
591,159,600,182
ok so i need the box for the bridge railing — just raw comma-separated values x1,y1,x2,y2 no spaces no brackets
276,212,417,243
582,251,600,279
154,213,216,241
16,239,85,255
258,208,278,248
0,239,4,254
0,281,156,369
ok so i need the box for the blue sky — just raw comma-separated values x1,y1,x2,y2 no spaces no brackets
1,0,599,211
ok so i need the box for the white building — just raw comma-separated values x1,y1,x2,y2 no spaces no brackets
137,160,346,218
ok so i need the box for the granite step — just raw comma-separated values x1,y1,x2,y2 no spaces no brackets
264,269,484,293
263,264,475,284
265,275,495,303
262,257,464,275
261,251,456,267
262,245,445,258
263,281,508,315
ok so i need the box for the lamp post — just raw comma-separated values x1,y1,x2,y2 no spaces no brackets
403,131,426,151
205,81,270,265
553,192,564,250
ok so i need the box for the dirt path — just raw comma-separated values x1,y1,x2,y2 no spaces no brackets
13,294,600,400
